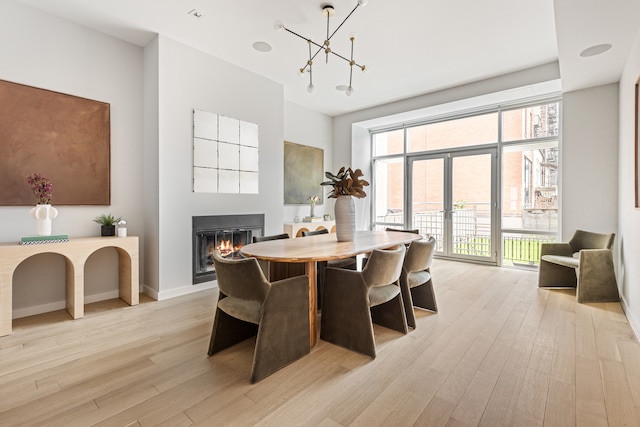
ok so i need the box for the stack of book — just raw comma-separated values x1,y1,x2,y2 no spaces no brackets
19,234,69,245
302,217,323,223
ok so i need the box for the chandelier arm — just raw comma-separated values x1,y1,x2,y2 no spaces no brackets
328,49,363,68
328,4,360,41
283,27,325,51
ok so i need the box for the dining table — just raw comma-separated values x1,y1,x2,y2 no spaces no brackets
240,229,423,347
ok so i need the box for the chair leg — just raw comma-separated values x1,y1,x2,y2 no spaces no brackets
411,279,438,313
370,293,408,334
251,275,310,383
538,259,577,288
576,251,620,303
400,276,417,329
208,308,258,356
321,270,376,358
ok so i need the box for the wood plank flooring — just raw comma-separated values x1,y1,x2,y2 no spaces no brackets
1,260,639,426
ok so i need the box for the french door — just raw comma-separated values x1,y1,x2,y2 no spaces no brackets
408,148,497,263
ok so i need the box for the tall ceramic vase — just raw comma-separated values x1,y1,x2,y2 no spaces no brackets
334,195,356,242
29,204,58,236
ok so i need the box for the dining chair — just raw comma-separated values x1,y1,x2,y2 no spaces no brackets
301,228,358,309
361,227,420,268
400,236,437,328
208,251,310,383
252,233,305,280
385,227,420,235
320,245,407,358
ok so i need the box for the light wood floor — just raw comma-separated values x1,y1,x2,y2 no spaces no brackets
1,260,640,426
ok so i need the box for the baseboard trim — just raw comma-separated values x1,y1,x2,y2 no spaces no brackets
154,281,218,301
13,286,145,320
620,295,640,342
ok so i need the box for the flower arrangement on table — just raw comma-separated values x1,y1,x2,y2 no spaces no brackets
320,167,369,198
307,194,320,218
26,172,53,205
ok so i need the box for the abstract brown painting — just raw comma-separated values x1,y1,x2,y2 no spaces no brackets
0,80,110,205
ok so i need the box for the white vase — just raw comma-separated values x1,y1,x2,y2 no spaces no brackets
334,195,356,242
29,204,58,236
310,203,316,218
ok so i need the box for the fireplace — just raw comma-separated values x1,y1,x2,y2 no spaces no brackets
192,214,264,284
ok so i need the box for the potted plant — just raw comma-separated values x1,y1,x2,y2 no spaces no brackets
321,167,369,241
94,213,122,236
320,166,369,199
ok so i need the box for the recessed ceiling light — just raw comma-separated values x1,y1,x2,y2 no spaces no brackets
187,9,203,18
580,43,612,57
253,41,272,53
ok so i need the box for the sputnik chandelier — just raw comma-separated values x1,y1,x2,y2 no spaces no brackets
274,0,368,96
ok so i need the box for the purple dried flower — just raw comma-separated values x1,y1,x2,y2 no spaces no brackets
26,173,53,204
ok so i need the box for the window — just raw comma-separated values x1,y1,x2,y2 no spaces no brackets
371,98,561,269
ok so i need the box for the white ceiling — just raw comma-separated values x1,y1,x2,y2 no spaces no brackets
14,0,640,117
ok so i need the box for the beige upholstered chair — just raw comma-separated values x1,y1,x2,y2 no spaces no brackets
538,229,619,303
301,228,357,309
361,227,419,268
400,236,437,328
208,251,310,383
320,245,407,358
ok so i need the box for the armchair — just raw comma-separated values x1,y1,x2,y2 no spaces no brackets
538,229,618,303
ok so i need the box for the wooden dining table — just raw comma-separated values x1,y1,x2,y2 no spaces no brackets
240,230,423,347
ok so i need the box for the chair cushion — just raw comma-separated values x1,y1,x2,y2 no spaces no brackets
217,297,262,325
369,284,400,307
408,271,431,288
541,254,580,269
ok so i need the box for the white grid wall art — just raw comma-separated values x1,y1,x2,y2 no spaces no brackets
193,109,259,194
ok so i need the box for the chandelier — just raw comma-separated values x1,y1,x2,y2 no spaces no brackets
274,1,368,96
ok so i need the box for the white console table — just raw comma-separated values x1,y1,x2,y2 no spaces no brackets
284,220,336,238
0,236,139,336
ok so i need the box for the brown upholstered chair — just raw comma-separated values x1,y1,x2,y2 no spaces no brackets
320,245,407,358
538,229,619,303
400,236,437,328
252,233,305,281
208,251,310,383
301,228,358,309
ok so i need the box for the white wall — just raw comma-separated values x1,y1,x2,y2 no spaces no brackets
0,1,145,317
561,85,619,240
283,101,334,223
617,28,640,337
148,36,286,299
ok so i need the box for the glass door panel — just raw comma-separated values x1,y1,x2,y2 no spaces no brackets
452,153,494,260
411,157,445,253
409,149,496,263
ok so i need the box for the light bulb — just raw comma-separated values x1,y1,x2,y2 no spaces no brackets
307,83,315,93
273,20,284,31
346,86,354,96
357,0,368,6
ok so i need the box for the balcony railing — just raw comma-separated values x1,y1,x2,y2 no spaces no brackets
375,207,556,266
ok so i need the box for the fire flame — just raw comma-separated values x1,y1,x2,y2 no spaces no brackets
215,239,242,257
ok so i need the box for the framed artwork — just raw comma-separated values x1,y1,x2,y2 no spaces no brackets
636,77,640,208
192,109,259,194
0,80,111,205
284,141,324,204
